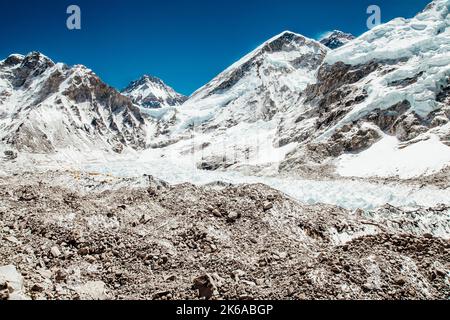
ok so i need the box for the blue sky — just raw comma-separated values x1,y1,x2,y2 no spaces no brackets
1,0,431,95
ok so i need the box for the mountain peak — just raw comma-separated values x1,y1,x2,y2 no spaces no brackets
138,74,166,85
2,52,54,69
122,75,187,109
23,51,54,65
3,54,24,66
263,30,320,49
271,30,302,39
319,30,355,49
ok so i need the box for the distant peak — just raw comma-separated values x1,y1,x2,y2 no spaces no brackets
319,30,355,49
122,74,187,109
123,74,166,92
319,30,349,38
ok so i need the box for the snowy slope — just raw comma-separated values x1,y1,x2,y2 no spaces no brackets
337,134,450,179
122,75,187,108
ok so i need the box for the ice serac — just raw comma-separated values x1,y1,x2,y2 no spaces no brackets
0,52,147,153
122,75,187,109
319,0,449,122
319,30,355,49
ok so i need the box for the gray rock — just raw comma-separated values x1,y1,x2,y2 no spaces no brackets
263,202,273,211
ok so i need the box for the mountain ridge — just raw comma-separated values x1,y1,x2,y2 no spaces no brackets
1,0,449,180
0,52,147,153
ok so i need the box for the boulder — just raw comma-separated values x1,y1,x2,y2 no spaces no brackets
0,265,30,300
75,281,108,300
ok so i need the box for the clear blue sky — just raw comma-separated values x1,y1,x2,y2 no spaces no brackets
1,0,431,95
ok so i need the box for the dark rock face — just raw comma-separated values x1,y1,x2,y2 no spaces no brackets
305,61,379,104
197,155,236,171
6,124,55,153
388,72,424,88
3,54,24,66
10,52,56,88
363,99,450,144
291,56,440,155
437,82,450,105
364,101,412,133
303,61,377,131
331,125,381,154
3,150,17,160
360,100,428,142
136,93,187,109
32,69,66,106
210,59,253,95
61,71,147,149
306,125,381,159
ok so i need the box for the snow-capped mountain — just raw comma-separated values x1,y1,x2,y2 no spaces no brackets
148,0,450,178
2,1,449,303
319,30,355,49
0,52,147,153
145,31,328,170
0,0,448,180
122,75,187,109
186,31,328,124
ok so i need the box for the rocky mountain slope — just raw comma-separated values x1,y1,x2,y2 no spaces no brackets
0,52,147,153
122,75,187,109
319,30,355,49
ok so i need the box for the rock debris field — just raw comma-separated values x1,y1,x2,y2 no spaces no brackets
0,171,449,300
